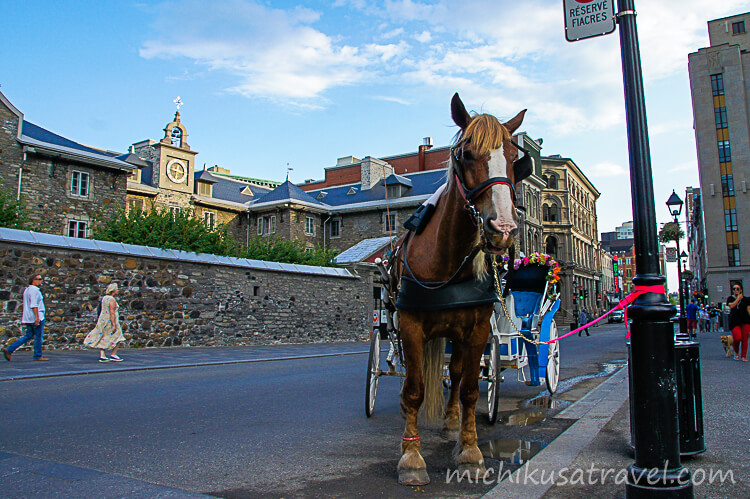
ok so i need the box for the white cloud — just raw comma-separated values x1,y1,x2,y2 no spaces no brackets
414,30,432,43
589,161,628,177
372,95,411,105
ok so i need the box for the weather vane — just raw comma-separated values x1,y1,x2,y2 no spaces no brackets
173,96,183,110
286,163,293,181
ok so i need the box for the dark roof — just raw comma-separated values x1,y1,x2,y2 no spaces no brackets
601,238,634,254
305,169,446,207
22,121,113,156
116,152,149,168
252,180,327,206
383,174,413,187
195,170,271,204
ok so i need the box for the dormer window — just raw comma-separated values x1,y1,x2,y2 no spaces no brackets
197,182,212,197
387,184,403,199
171,127,182,147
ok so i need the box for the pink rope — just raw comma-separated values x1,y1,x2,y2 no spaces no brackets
542,285,666,344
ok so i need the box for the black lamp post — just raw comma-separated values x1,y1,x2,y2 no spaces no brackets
617,1,692,495
666,191,687,337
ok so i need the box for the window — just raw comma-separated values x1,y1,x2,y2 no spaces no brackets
197,182,212,197
721,175,735,197
724,209,738,232
127,198,144,213
732,21,746,34
129,169,141,183
71,171,90,197
387,184,402,199
718,140,731,163
204,211,216,230
305,216,315,236
330,219,341,238
711,74,724,97
728,244,741,267
67,220,87,238
171,126,182,147
714,107,728,130
384,212,398,233
547,175,558,189
257,215,276,235
168,206,181,219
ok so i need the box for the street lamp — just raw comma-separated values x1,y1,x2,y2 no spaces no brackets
666,191,687,337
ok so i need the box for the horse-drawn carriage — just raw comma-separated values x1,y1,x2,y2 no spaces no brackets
365,253,561,423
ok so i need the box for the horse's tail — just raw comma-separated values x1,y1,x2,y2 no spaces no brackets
421,337,446,425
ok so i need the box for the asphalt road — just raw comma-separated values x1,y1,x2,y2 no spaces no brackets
0,323,629,498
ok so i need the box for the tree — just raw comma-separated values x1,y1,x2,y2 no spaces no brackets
0,189,30,229
658,221,684,244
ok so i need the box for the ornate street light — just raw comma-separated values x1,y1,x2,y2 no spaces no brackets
666,191,687,337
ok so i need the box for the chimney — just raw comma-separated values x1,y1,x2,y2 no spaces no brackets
418,137,432,172
360,157,393,190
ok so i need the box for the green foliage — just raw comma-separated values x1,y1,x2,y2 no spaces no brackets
244,237,338,267
0,189,30,229
658,221,684,243
93,208,239,256
93,208,338,267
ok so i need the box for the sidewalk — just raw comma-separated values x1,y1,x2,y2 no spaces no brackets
0,342,370,381
485,329,748,498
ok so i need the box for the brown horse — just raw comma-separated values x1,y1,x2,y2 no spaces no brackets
391,93,528,485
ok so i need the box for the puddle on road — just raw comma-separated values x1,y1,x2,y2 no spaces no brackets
528,359,628,400
479,438,547,465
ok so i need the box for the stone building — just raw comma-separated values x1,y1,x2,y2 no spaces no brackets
539,155,601,320
126,112,280,246
0,90,134,237
688,12,750,303
685,186,707,300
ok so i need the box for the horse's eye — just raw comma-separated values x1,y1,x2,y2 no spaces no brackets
462,150,475,161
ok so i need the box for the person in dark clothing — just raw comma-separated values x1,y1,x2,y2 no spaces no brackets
726,284,750,361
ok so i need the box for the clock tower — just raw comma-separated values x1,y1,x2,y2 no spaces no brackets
155,110,197,196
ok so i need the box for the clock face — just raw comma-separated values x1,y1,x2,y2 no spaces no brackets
166,159,187,184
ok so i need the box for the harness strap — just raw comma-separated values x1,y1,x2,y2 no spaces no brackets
465,177,516,204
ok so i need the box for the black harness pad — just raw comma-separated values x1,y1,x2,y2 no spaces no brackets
403,203,435,234
395,276,500,311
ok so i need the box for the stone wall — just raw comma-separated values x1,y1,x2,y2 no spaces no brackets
0,240,371,352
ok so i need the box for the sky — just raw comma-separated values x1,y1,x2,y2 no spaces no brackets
2,0,749,285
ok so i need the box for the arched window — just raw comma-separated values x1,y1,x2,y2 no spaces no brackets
171,127,182,147
543,203,559,222
548,175,558,189
534,233,539,253
545,236,558,257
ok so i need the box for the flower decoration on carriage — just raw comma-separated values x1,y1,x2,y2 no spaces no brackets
501,252,561,284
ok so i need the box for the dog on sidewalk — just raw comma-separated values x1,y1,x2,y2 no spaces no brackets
720,335,734,357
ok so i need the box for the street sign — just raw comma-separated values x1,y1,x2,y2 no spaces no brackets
563,0,616,42
665,247,677,263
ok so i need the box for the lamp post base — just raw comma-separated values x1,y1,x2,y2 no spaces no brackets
626,464,693,498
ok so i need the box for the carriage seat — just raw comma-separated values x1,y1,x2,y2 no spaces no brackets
510,290,543,331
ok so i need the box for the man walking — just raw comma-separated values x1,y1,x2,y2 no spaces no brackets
685,299,699,340
2,273,49,361
578,308,590,336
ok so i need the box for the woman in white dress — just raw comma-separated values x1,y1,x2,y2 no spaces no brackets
84,282,126,362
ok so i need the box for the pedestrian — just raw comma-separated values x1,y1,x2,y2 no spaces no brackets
699,305,709,333
572,309,579,333
83,282,125,362
2,273,49,361
726,284,750,361
685,299,699,339
578,308,590,336
712,304,721,332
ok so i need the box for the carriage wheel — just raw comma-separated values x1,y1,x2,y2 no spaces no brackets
545,320,560,394
365,332,381,417
487,335,502,424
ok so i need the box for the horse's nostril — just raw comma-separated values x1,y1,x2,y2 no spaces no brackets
486,218,517,236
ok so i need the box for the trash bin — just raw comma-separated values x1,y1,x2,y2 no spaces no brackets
626,340,706,457
674,340,705,456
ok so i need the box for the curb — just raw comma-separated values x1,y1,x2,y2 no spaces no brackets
0,349,369,382
483,366,629,498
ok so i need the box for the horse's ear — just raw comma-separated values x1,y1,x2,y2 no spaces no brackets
504,109,527,134
451,93,471,130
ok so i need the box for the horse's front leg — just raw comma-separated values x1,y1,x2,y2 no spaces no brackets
454,340,487,476
398,326,429,485
443,344,462,440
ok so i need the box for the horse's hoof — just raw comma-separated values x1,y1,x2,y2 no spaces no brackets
399,468,430,486
440,428,460,441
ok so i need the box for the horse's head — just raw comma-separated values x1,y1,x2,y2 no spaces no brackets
449,93,530,255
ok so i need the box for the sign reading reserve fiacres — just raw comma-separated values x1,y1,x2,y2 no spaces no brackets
563,0,616,42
